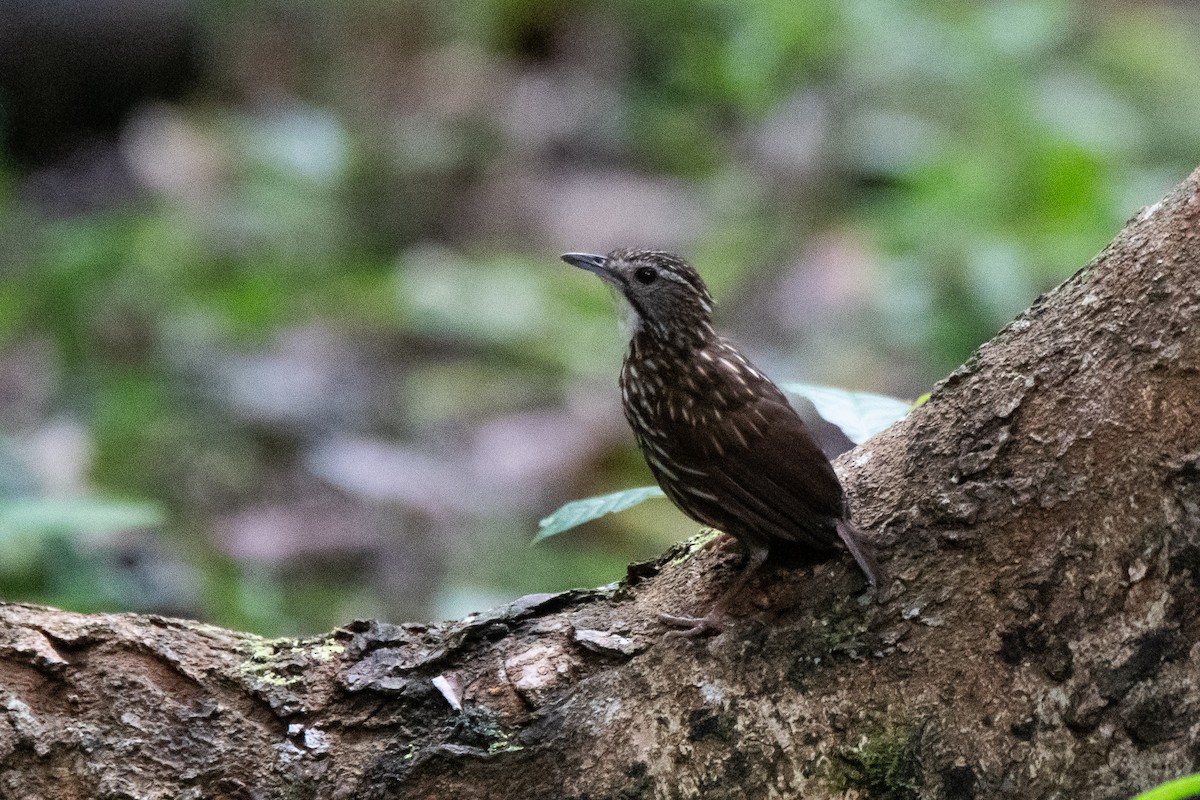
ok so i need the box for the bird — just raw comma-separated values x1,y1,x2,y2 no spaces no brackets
562,248,880,637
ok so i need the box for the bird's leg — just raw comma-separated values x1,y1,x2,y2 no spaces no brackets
660,544,770,638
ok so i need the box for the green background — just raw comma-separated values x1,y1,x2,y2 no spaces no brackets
1,0,1198,635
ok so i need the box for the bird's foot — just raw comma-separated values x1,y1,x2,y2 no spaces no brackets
659,612,724,639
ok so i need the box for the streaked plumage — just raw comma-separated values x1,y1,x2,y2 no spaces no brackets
563,248,878,637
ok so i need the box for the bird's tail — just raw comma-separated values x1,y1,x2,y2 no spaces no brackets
836,518,884,596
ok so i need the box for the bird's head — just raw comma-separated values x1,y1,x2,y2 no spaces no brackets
562,248,716,345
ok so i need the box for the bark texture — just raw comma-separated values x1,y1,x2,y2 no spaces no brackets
3,170,1200,800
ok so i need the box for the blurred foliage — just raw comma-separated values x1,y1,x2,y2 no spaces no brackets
1129,772,1200,800
781,383,913,445
0,436,170,613
536,485,666,543
1,0,1198,635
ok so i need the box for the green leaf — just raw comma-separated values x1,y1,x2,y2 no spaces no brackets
783,383,914,445
1130,772,1200,800
0,498,164,540
534,486,665,544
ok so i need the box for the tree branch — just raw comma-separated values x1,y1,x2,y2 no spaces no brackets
3,169,1200,799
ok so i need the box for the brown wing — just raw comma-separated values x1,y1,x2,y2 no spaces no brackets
707,394,846,550
639,390,846,554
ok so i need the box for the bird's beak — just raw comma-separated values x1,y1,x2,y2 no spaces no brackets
561,252,619,285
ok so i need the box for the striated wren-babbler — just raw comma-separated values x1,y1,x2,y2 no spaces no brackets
563,248,879,637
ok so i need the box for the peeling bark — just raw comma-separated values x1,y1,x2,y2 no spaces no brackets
3,169,1200,799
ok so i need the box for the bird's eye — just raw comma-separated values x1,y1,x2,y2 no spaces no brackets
634,266,657,285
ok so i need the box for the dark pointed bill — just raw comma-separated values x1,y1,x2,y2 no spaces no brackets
561,252,615,282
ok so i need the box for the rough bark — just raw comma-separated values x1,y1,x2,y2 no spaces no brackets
3,169,1200,800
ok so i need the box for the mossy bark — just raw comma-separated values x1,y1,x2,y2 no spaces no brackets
3,169,1200,799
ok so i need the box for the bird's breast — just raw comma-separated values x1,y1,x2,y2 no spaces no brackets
620,340,781,460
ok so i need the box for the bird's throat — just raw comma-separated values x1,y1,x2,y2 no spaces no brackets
609,287,643,343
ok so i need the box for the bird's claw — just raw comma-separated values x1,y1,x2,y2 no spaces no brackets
659,612,723,639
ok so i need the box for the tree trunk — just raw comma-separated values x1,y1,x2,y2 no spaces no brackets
3,169,1200,800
